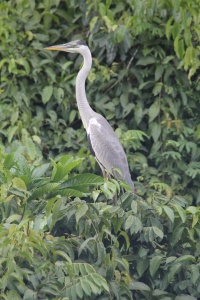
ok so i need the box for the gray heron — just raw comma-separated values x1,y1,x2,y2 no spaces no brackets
45,40,134,192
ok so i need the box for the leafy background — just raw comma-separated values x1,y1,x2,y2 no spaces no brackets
0,0,200,299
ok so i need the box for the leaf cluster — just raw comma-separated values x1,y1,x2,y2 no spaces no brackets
0,146,200,299
0,0,199,204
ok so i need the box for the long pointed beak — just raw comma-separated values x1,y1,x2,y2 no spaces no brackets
44,44,66,51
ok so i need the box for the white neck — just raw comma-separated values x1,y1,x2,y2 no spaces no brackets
75,47,94,130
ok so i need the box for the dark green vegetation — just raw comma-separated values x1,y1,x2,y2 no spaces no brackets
0,0,200,299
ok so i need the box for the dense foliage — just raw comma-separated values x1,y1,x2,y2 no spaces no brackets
0,147,199,299
0,0,200,299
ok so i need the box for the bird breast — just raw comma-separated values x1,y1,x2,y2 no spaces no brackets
87,117,102,134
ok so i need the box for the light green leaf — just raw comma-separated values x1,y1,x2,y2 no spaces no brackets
75,282,83,299
152,82,163,96
174,36,185,59
90,16,98,31
186,206,198,214
165,16,173,39
26,137,36,160
23,288,37,300
80,279,92,297
42,86,53,104
176,255,195,263
152,226,163,239
32,163,50,179
75,204,88,223
69,110,77,123
131,201,137,214
8,126,18,143
78,237,96,256
163,205,174,223
125,215,134,230
130,216,143,234
12,177,27,192
53,250,72,263
173,204,186,223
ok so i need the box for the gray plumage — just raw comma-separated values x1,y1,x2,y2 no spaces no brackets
45,40,134,190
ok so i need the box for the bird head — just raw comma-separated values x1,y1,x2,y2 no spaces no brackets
44,40,87,54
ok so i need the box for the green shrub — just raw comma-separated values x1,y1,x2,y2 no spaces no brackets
0,0,199,203
0,146,200,299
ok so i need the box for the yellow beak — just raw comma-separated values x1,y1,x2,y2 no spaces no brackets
44,44,66,51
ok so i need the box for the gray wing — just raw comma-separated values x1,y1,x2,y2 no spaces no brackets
88,114,134,189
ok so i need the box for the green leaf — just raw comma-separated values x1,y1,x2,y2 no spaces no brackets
130,281,151,291
131,201,137,214
136,57,156,65
75,204,88,223
149,101,160,122
130,216,143,234
170,226,184,248
152,226,163,239
26,137,36,160
80,279,91,296
51,198,62,228
62,174,104,188
4,153,14,169
32,163,50,179
90,16,99,31
150,256,163,277
168,263,182,282
42,86,53,104
29,182,60,200
175,296,197,300
58,188,89,198
163,205,174,223
12,177,27,191
96,242,106,266
176,255,195,263
8,126,18,143
75,282,84,298
116,25,126,43
78,237,96,256
125,215,134,230
174,37,185,59
23,288,37,300
155,65,164,81
119,231,130,250
137,259,149,276
165,16,173,39
186,206,198,214
53,250,72,263
152,82,163,96
173,204,186,223
150,122,161,142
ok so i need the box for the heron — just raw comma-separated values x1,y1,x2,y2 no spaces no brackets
45,40,134,193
